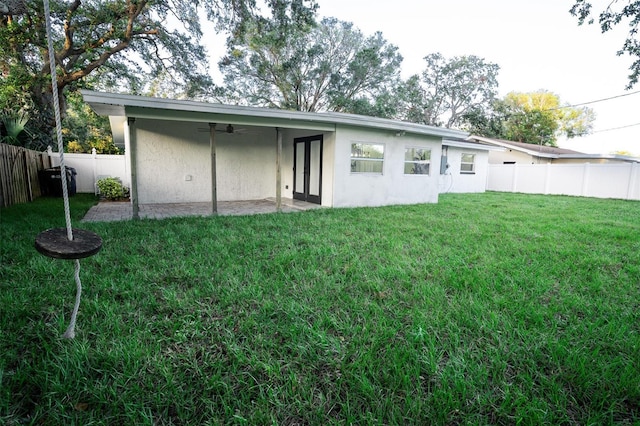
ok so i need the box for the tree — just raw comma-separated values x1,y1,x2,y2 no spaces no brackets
0,0,318,149
0,109,31,145
62,91,117,154
398,53,500,128
460,100,510,139
218,17,403,115
570,0,640,88
468,91,596,146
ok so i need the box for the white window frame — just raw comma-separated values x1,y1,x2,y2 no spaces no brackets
350,142,385,174
404,147,431,175
461,153,476,174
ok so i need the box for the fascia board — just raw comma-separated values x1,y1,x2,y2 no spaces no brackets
124,106,336,132
82,90,469,139
557,154,640,163
443,139,504,151
469,135,558,158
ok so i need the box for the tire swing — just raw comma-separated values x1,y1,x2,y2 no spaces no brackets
34,0,102,339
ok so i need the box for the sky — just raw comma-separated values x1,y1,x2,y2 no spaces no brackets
208,0,640,156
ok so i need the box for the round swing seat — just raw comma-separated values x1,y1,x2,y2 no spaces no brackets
35,228,102,260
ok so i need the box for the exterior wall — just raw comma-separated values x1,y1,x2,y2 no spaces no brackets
331,125,441,207
131,120,336,205
135,119,279,204
488,149,548,164
130,119,488,207
280,129,336,207
441,147,489,194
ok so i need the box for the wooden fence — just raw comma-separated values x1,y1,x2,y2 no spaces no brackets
0,143,52,208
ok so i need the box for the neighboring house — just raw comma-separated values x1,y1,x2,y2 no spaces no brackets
82,91,495,212
470,135,640,165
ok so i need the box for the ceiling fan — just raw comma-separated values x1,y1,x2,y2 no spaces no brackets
197,124,253,134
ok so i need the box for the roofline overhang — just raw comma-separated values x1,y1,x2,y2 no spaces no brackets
81,90,469,139
557,154,640,163
468,135,562,158
469,135,640,162
443,139,504,151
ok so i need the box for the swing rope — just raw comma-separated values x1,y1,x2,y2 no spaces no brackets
44,0,82,339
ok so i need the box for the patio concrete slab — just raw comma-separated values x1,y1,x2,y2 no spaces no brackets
81,198,322,222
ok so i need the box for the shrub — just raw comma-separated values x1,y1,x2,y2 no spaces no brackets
97,177,127,200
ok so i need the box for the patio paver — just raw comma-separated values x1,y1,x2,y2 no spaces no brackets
81,198,321,222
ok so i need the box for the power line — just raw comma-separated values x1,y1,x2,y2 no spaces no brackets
547,90,640,110
592,122,640,134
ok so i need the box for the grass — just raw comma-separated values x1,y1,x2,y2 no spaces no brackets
1,192,639,425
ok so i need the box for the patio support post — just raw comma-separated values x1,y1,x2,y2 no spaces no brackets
209,123,218,215
128,117,139,220
276,127,282,212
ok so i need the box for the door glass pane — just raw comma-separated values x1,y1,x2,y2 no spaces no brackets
309,139,321,196
295,142,305,193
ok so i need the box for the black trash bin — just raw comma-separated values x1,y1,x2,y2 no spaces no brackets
39,167,77,197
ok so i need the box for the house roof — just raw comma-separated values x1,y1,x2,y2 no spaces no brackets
443,137,504,151
469,135,583,156
82,90,469,141
469,135,640,163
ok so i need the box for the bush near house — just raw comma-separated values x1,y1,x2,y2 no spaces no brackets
96,177,128,200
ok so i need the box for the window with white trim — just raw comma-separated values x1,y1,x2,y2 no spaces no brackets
351,143,384,174
404,147,431,175
461,153,476,174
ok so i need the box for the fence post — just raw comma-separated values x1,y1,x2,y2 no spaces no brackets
92,147,98,195
23,149,33,202
43,147,51,169
544,163,551,194
628,163,638,200
581,163,590,197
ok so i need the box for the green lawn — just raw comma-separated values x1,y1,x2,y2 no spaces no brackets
1,192,639,425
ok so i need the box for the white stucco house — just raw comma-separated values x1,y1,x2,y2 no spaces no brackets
82,91,495,214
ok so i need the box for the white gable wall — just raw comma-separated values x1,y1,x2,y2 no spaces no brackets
332,125,442,207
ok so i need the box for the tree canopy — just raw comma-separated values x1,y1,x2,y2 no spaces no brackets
0,0,317,149
465,91,596,147
397,53,500,129
218,17,403,115
570,0,640,88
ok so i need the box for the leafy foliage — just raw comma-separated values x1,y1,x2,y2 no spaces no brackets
397,53,500,128
0,108,31,145
219,17,402,115
62,91,118,154
0,0,318,148
97,177,127,200
570,0,640,88
466,91,595,146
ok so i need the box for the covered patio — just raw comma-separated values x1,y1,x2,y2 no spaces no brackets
81,198,322,222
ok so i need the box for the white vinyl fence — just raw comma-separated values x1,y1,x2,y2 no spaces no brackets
48,148,128,194
487,163,640,201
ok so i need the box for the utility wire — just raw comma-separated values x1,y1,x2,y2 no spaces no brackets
592,122,640,133
546,90,640,110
